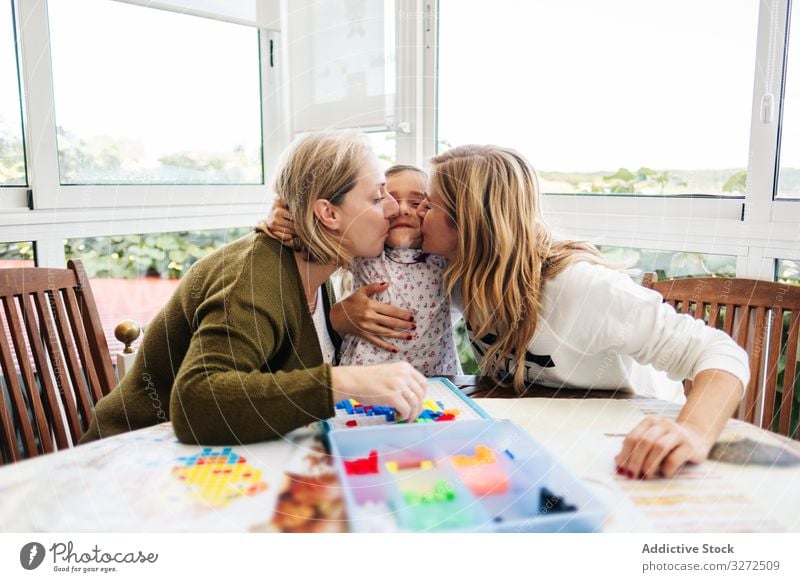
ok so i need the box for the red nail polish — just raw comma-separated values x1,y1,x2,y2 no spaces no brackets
405,335,413,340
409,316,415,322
626,470,634,478
392,348,399,353
411,324,417,330
615,466,624,475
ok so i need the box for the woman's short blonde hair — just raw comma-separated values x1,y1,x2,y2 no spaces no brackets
273,132,373,266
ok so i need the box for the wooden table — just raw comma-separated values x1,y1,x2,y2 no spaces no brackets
0,377,797,533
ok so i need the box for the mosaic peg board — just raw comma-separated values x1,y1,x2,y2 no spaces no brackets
172,447,268,507
329,378,484,430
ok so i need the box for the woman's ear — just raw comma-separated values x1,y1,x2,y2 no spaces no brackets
313,199,340,231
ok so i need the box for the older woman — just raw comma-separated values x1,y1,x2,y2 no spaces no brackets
277,145,750,480
81,133,427,445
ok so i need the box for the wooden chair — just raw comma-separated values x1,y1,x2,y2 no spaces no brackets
643,273,800,439
0,259,117,464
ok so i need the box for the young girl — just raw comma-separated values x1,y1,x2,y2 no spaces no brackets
266,164,461,376
340,165,461,375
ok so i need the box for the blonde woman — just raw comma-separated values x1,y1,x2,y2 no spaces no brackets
333,145,750,480
81,133,428,446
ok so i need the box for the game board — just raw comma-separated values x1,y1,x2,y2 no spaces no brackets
327,377,487,430
173,447,268,507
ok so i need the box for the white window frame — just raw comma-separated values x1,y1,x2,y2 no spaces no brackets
414,0,800,282
0,188,28,210
1,0,286,267
3,0,798,276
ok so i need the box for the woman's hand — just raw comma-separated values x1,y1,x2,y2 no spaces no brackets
258,198,296,243
616,369,742,480
331,362,428,422
330,283,416,352
615,416,714,480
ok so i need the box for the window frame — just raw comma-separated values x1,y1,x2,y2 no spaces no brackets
3,0,285,268
19,0,274,209
1,0,28,191
3,0,798,276
421,0,800,281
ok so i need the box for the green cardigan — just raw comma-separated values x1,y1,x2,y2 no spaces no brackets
80,233,340,445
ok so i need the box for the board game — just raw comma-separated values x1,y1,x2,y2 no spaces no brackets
326,377,488,430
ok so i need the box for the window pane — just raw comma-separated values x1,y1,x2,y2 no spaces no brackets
367,130,397,168
289,0,395,132
438,0,757,196
65,227,250,351
596,245,736,283
0,1,25,186
48,0,262,185
0,240,34,268
777,259,800,285
777,1,800,199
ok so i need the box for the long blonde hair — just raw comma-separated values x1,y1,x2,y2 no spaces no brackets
430,145,604,393
271,132,372,267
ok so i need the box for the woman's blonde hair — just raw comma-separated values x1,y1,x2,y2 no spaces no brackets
271,132,373,267
430,144,604,393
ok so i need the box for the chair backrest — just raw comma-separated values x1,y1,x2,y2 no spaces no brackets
0,259,116,464
643,273,800,439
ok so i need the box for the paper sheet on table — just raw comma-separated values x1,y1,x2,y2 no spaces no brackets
475,398,799,532
0,423,296,532
591,431,787,532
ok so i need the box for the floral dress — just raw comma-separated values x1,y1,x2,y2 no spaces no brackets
339,247,462,376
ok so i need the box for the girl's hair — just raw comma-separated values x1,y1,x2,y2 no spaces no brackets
430,144,604,393
270,132,373,267
385,164,428,182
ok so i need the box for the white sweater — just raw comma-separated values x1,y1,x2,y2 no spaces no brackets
456,261,750,403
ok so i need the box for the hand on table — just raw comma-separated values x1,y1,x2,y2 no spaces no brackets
615,416,714,480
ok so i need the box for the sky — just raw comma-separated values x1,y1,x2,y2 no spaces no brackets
46,0,262,162
438,0,765,172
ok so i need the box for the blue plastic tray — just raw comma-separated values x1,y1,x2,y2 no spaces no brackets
327,418,608,532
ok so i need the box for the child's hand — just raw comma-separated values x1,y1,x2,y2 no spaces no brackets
330,282,416,352
258,198,296,243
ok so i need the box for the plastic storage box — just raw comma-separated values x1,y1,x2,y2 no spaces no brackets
327,415,608,532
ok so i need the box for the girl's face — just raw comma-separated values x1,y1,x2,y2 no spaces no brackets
418,182,459,261
336,155,399,258
385,171,426,249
